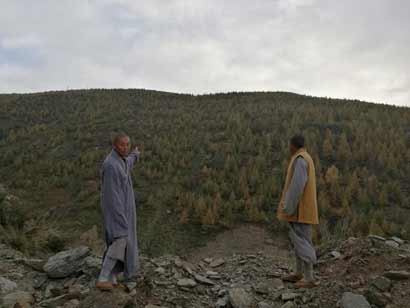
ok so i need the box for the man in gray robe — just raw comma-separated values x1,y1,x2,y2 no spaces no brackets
96,132,140,291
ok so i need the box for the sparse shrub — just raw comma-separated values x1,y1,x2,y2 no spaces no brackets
46,232,66,252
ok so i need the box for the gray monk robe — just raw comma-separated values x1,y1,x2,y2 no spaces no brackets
101,149,139,279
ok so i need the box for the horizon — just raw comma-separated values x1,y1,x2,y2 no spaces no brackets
1,87,408,108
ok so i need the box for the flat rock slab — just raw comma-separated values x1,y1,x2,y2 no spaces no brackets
194,274,215,285
390,236,404,245
177,278,197,288
210,258,225,268
368,235,386,241
281,292,300,301
341,292,371,308
384,270,410,280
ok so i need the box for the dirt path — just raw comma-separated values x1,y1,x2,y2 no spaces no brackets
187,224,291,264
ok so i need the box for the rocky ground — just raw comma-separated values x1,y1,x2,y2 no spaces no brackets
1,225,410,308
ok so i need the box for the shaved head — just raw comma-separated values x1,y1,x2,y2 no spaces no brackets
111,132,130,146
111,132,130,157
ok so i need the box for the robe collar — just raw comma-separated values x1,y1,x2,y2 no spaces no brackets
111,149,128,171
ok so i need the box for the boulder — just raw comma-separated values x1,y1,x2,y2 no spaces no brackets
43,246,91,278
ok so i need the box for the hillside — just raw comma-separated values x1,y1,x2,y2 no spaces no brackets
0,89,410,256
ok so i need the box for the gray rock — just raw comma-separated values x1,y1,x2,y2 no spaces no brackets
155,267,166,275
43,246,91,278
281,302,296,308
1,291,34,308
68,284,83,299
385,240,400,249
194,274,215,285
401,244,410,252
340,292,371,308
23,258,46,272
210,258,225,268
82,255,102,276
281,292,300,301
206,270,221,279
177,278,197,288
258,301,272,308
174,256,183,267
254,282,270,294
370,276,391,292
271,278,284,290
390,236,404,245
33,273,48,289
215,296,229,307
0,276,17,294
368,235,386,241
229,287,253,308
384,270,410,280
204,257,213,263
365,287,391,307
218,289,228,297
37,294,69,307
330,251,342,259
126,282,137,291
45,280,64,298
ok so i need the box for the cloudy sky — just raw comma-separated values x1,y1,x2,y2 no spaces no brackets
1,0,409,106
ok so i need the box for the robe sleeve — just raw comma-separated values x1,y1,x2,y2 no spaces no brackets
102,164,128,238
283,157,308,216
126,150,140,170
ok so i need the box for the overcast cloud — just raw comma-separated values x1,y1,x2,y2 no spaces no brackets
0,0,409,106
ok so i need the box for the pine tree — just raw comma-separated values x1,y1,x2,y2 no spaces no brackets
325,165,339,185
337,133,352,161
322,129,334,159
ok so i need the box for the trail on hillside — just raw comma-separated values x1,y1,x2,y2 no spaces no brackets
187,224,290,263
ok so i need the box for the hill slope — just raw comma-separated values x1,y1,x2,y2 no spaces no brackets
0,89,409,255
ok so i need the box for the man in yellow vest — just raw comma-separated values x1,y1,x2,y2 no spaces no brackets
277,135,319,288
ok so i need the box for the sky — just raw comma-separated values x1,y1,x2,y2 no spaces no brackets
1,0,409,106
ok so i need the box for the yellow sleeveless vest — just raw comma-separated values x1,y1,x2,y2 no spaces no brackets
277,148,319,225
